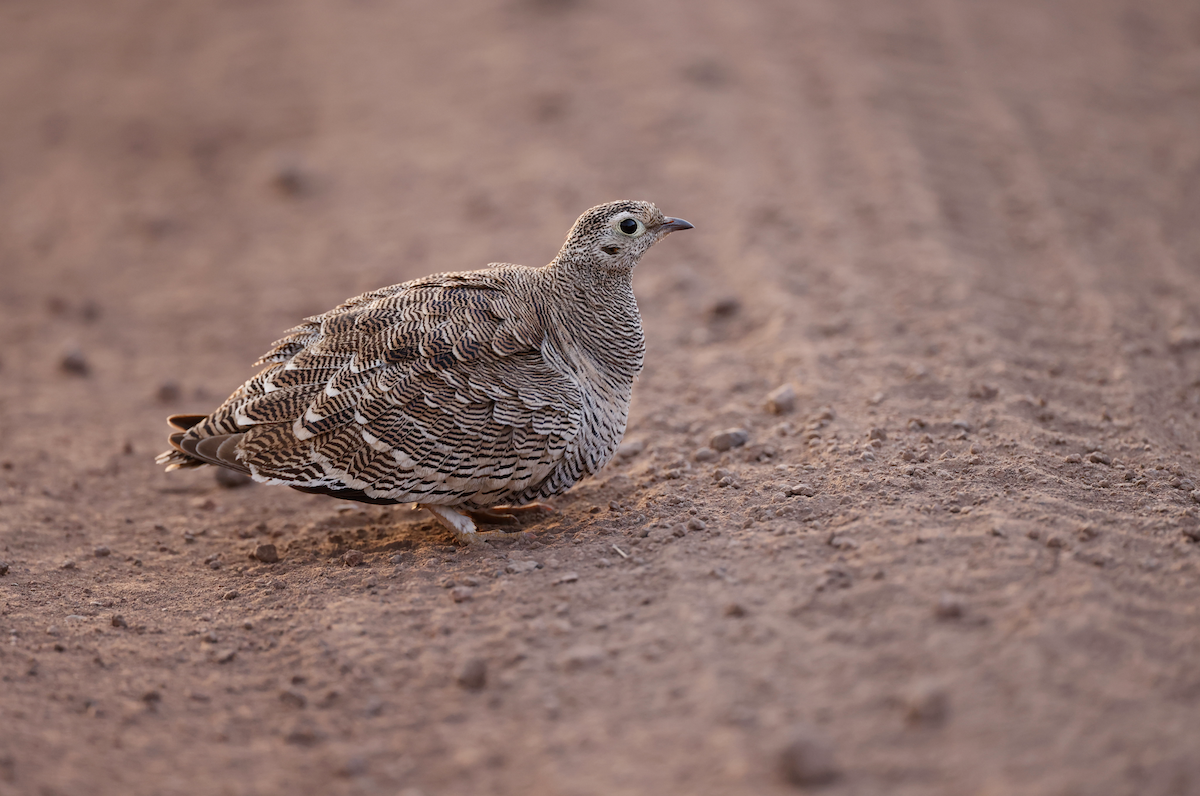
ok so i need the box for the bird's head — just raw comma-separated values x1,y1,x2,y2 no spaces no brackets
554,200,693,272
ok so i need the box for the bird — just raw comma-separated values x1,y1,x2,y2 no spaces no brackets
156,200,693,543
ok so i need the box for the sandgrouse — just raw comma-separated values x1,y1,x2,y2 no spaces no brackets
157,200,692,542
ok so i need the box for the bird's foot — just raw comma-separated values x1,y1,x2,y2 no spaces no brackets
466,503,557,526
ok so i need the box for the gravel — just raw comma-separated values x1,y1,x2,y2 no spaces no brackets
59,348,90,376
766,383,797,414
457,658,488,690
778,725,838,787
710,428,749,452
252,543,280,564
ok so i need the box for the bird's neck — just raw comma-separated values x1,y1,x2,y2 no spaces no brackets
543,259,645,379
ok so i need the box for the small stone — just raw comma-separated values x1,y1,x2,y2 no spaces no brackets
1182,525,1200,542
111,615,128,629
934,592,963,619
280,689,307,709
693,446,719,462
341,550,365,567
827,534,858,551
60,559,77,570
93,545,111,558
450,586,475,603
457,658,488,691
686,518,707,531
221,589,239,601
904,681,950,727
252,543,279,564
215,468,253,489
968,383,998,400
59,348,90,376
553,572,579,585
951,419,972,432
155,381,182,403
1190,490,1200,505
779,725,838,787
1063,454,1082,463
1087,452,1112,465
201,631,219,644
868,427,888,441
615,439,645,459
505,560,539,574
787,484,816,497
766,384,797,414
724,603,747,618
0,561,8,576
213,649,237,664
562,644,606,672
710,428,750,452
708,297,741,318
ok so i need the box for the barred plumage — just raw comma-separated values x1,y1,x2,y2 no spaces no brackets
156,201,692,541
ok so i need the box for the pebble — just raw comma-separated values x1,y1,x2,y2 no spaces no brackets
615,439,645,459
1087,452,1112,465
93,545,111,558
221,589,239,601
59,348,90,376
562,644,606,672
766,384,797,414
215,468,253,489
686,518,707,531
111,615,128,629
279,689,307,709
1182,526,1200,542
1063,454,1082,463
553,572,579,585
155,381,181,403
693,446,719,462
710,428,749,452
457,658,488,691
1190,490,1200,505
0,561,9,576
934,592,964,619
252,543,280,564
903,681,950,727
505,560,539,574
778,725,838,787
341,550,365,567
724,602,747,618
868,427,888,441
450,586,475,603
787,484,816,497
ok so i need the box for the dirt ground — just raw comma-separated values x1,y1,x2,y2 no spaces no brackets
3,0,1200,794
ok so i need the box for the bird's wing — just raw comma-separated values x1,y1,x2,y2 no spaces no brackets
164,269,583,504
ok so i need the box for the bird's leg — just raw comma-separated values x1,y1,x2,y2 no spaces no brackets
421,504,481,544
466,503,558,525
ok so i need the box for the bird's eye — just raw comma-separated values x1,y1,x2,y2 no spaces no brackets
618,218,644,236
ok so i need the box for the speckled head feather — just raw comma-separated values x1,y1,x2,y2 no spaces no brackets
553,200,690,272
156,201,692,542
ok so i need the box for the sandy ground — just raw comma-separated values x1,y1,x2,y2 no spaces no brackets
3,1,1200,794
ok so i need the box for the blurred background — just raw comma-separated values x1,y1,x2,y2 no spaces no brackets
3,1,1200,794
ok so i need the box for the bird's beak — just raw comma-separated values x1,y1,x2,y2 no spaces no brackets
659,217,694,234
